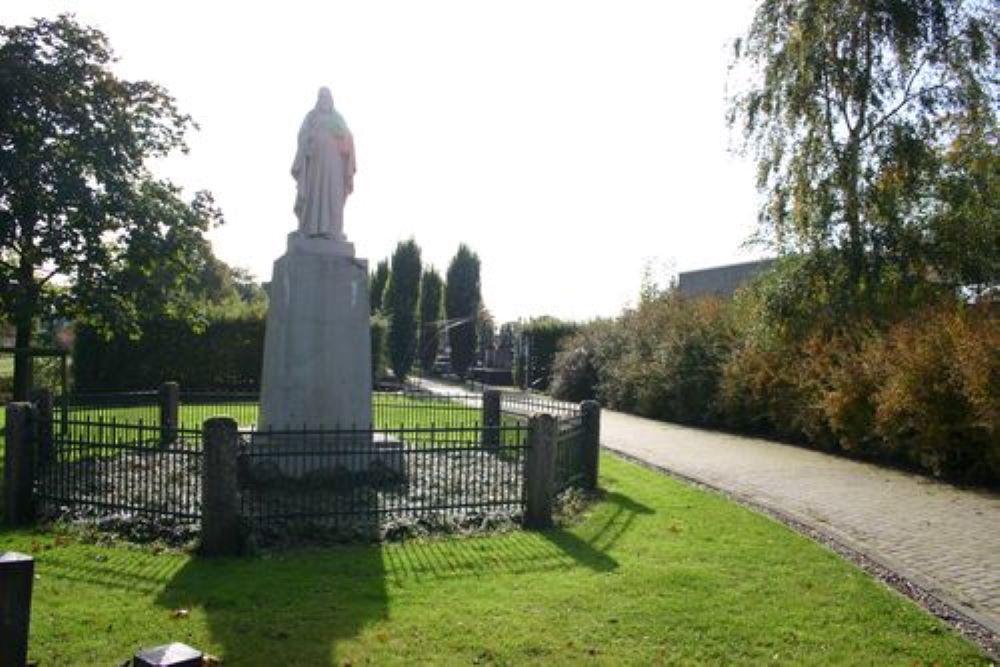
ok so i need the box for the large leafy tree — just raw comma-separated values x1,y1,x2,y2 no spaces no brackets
729,0,998,305
445,244,481,378
385,239,422,380
417,268,444,372
0,15,222,399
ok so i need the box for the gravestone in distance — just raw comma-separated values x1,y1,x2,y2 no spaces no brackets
258,87,373,472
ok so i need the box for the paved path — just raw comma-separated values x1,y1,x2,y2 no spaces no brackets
415,379,1000,633
598,409,1000,633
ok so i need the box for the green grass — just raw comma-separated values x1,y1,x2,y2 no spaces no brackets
0,453,988,666
46,395,522,447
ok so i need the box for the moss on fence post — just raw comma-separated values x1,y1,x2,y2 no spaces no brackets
525,413,557,529
581,400,601,491
201,416,245,556
481,389,501,449
4,403,37,526
159,381,180,447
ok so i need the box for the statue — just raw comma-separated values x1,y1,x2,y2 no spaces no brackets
291,87,357,240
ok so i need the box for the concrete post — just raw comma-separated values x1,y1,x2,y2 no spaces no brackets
524,413,557,529
201,417,244,556
481,389,501,449
4,403,36,526
159,381,180,447
580,400,601,491
30,387,54,467
0,553,34,667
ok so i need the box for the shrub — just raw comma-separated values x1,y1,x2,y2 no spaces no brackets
521,317,578,391
616,294,737,426
553,294,737,427
370,314,388,382
74,318,265,391
871,304,999,482
550,320,620,402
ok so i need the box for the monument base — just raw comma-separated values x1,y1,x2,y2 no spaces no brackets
258,236,372,457
243,432,406,481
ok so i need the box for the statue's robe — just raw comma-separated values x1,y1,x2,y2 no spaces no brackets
292,111,356,240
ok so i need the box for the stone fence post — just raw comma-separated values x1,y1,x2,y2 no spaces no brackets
580,400,601,491
30,387,54,467
201,417,245,556
159,381,180,447
0,552,34,667
4,403,37,527
524,413,557,529
481,389,501,449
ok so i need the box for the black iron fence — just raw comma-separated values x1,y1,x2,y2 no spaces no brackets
501,393,580,419
4,386,600,546
555,414,586,493
36,417,203,523
239,422,529,541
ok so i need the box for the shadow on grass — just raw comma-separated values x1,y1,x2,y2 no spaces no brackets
173,490,651,662
154,542,387,664
39,490,653,663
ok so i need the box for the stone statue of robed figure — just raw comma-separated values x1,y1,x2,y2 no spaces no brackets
291,87,356,240
258,87,375,472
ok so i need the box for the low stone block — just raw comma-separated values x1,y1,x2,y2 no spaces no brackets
133,642,202,667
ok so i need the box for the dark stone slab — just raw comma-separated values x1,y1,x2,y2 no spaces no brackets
133,642,203,667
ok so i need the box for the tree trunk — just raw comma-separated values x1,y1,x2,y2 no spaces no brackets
12,315,34,401
12,242,36,401
842,141,864,295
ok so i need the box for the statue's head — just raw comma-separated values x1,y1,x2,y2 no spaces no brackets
316,87,334,113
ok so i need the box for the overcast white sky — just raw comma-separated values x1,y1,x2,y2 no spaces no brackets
4,1,764,324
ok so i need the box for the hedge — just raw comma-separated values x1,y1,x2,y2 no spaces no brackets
75,316,387,391
74,319,265,391
518,317,578,391
551,293,999,486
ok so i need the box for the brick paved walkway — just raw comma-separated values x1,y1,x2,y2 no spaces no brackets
599,409,1000,633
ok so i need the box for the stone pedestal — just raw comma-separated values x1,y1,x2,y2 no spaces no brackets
259,232,372,434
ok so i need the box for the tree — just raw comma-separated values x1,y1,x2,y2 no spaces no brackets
729,0,998,307
418,268,444,372
370,259,389,314
384,239,422,380
445,244,481,377
0,16,221,399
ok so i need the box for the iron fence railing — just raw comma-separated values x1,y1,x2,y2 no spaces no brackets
36,417,203,521
238,423,529,537
19,388,592,544
501,393,580,419
372,390,482,428
554,414,586,493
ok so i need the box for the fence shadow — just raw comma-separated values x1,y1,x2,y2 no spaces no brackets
383,490,653,582
33,488,651,662
30,543,187,596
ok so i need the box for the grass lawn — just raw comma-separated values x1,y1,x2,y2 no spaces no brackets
0,453,988,666
35,394,490,431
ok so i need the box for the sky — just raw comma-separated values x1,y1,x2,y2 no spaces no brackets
3,1,765,324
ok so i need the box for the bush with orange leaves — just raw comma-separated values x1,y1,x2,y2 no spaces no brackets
720,303,998,483
869,304,998,482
